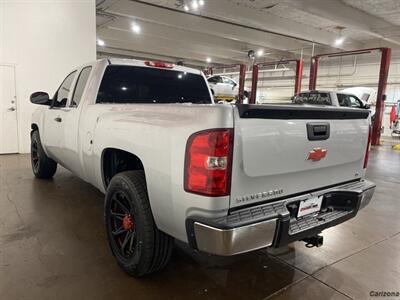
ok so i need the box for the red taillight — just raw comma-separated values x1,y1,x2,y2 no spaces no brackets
363,125,372,169
184,129,234,197
144,61,174,68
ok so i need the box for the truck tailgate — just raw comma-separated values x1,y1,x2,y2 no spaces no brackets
230,105,370,208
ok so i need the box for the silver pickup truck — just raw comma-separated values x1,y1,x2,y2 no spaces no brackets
30,58,375,277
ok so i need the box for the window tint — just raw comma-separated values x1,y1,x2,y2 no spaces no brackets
293,92,331,105
71,67,92,107
207,76,222,84
53,71,76,108
97,66,212,104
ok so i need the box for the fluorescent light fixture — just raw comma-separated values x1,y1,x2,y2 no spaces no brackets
97,39,105,46
199,0,204,5
206,57,212,63
184,4,189,11
191,0,199,10
131,23,141,34
256,49,264,57
335,37,344,46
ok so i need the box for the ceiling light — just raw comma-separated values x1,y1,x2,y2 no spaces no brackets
97,39,105,46
121,86,127,91
191,0,199,10
206,57,212,63
131,23,141,34
335,37,344,46
199,0,204,5
256,49,264,57
184,5,189,11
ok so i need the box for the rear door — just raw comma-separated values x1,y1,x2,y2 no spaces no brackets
230,105,370,208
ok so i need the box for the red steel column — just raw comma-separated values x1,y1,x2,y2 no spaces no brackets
309,56,320,90
294,59,304,95
249,64,259,104
238,64,246,103
372,47,391,145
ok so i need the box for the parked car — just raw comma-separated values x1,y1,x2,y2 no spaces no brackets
30,59,375,277
207,75,249,101
293,90,369,108
293,90,375,122
341,87,377,105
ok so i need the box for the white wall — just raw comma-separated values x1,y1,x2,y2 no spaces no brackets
0,0,96,153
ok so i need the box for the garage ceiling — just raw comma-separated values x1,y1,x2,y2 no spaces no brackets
96,0,400,67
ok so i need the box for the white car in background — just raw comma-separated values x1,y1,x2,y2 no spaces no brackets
293,90,370,109
207,75,249,101
341,87,377,105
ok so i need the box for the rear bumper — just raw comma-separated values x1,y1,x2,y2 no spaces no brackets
186,179,375,256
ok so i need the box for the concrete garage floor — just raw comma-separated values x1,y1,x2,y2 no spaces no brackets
0,145,399,300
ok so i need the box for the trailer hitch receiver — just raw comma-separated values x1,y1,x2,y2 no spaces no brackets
302,235,323,248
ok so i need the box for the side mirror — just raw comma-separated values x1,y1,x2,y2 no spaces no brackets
30,92,51,105
364,103,371,109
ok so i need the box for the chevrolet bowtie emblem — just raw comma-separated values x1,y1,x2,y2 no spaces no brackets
307,147,327,161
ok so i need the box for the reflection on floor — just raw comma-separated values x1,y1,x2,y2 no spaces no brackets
0,143,399,300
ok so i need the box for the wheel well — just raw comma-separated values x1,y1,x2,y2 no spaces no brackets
102,148,145,188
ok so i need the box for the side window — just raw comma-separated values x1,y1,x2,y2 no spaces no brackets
223,77,236,86
53,71,77,108
71,67,92,107
349,95,362,108
208,76,222,84
337,94,350,107
361,93,370,101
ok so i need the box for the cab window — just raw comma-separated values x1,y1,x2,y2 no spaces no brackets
293,92,331,105
71,67,92,107
53,71,77,108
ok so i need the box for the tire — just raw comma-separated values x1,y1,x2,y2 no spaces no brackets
105,170,174,277
31,130,57,179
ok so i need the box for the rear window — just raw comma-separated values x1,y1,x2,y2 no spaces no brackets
96,65,212,104
293,92,332,105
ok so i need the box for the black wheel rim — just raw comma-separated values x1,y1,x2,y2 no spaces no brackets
31,140,40,172
109,191,137,258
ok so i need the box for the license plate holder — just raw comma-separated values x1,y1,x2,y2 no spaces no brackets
297,196,323,218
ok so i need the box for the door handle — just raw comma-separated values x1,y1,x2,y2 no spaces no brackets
7,107,16,111
54,117,62,122
307,122,330,141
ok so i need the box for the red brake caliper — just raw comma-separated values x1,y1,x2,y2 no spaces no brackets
122,214,134,232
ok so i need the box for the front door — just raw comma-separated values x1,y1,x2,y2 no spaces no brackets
0,65,18,154
42,71,77,162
